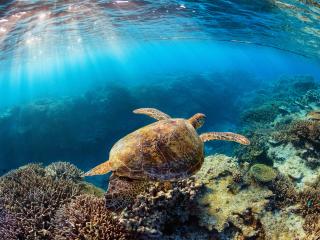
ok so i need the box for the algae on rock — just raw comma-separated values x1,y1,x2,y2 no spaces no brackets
195,155,273,234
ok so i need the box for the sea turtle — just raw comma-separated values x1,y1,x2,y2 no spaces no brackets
84,108,250,210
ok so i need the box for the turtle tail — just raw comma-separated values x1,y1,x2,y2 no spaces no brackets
83,161,112,177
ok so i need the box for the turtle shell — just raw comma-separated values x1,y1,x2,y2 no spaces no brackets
107,118,204,181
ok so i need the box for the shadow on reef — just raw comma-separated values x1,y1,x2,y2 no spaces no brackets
0,71,260,173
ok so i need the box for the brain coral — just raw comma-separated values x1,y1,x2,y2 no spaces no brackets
249,164,277,183
0,163,81,239
54,195,134,240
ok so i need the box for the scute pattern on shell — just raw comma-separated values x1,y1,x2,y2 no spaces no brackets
110,119,204,181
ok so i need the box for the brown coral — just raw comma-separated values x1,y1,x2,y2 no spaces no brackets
0,202,21,240
116,178,203,238
267,174,298,210
0,164,81,239
54,195,135,240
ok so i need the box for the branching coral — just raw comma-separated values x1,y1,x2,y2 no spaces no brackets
116,178,203,239
54,195,134,240
272,120,320,168
45,161,84,181
297,177,320,235
0,164,81,239
267,174,298,210
0,201,21,240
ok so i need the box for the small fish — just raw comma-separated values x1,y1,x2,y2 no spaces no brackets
307,110,320,121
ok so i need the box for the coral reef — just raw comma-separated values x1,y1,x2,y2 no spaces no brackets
116,178,203,239
249,164,277,183
272,119,320,168
0,202,21,240
260,210,306,240
195,155,273,236
45,161,84,181
0,163,82,239
54,195,134,240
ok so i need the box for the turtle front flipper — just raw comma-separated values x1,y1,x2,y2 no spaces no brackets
105,174,149,211
133,108,171,120
200,132,250,145
84,161,113,177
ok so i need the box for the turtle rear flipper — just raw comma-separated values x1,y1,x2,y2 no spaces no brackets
133,108,171,120
200,132,250,145
105,174,149,211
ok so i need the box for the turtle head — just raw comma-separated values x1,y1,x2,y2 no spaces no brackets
189,113,206,129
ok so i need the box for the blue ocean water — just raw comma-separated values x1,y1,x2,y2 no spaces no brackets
0,0,319,174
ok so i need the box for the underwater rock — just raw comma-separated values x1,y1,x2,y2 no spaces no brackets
115,178,203,239
54,195,134,240
249,164,277,183
195,155,273,235
0,163,82,239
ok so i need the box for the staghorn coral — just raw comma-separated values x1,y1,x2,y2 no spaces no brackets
249,164,277,183
116,178,203,239
45,161,84,181
0,201,21,240
0,164,81,239
54,195,134,240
